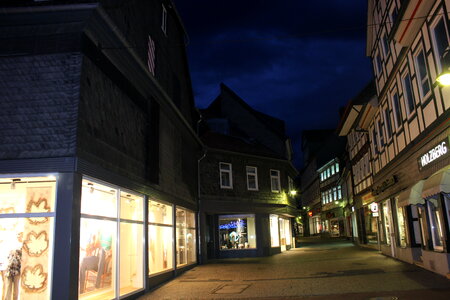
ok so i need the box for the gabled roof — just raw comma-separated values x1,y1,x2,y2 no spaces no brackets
337,81,376,136
204,83,287,139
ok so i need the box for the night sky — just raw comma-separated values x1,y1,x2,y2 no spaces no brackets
173,1,374,168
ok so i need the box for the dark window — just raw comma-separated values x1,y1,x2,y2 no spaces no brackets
432,17,450,72
402,73,415,114
415,50,431,98
392,93,402,128
384,109,393,139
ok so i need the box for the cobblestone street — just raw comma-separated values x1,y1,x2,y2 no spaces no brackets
139,238,450,299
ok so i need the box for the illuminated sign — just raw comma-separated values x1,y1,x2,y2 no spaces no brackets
219,220,246,230
418,138,449,170
369,203,379,217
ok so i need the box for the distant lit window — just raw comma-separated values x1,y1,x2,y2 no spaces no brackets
335,163,339,173
414,49,431,99
338,186,342,199
220,163,233,189
331,165,335,175
161,4,168,35
270,170,281,192
246,166,258,191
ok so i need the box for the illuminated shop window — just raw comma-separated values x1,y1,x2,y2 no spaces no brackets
427,198,444,252
176,208,196,267
219,215,256,250
79,178,144,300
279,218,291,251
0,176,56,300
148,200,173,275
395,198,408,248
269,215,280,247
382,201,392,245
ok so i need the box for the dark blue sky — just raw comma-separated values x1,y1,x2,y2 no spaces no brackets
174,0,374,168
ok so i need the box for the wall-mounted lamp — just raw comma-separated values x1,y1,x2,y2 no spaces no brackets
436,48,450,86
289,190,297,196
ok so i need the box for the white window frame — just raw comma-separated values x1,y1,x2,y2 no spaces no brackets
246,166,259,191
161,4,168,35
414,47,431,100
219,162,233,189
401,71,415,117
430,14,450,74
270,169,281,193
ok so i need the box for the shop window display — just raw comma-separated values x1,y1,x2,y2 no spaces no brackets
395,198,408,248
0,176,56,300
427,197,444,251
148,200,173,275
279,218,291,251
269,215,279,247
364,205,378,244
219,215,256,250
79,179,144,300
382,201,392,245
176,208,196,267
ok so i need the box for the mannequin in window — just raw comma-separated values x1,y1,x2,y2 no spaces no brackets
79,232,111,294
1,232,23,300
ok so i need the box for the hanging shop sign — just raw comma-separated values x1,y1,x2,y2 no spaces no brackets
373,176,397,195
418,137,449,171
369,202,379,217
361,192,375,206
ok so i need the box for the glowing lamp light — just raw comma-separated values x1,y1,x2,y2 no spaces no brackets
290,190,297,196
307,211,313,217
436,48,450,86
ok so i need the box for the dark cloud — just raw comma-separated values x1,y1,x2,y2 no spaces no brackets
174,0,373,168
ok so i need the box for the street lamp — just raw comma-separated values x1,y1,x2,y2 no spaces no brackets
436,48,450,86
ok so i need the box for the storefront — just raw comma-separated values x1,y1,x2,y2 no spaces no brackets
212,213,293,258
361,202,379,247
0,174,198,300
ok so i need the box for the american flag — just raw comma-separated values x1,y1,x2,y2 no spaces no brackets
147,35,156,76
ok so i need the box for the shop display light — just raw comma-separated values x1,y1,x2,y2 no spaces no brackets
290,190,297,196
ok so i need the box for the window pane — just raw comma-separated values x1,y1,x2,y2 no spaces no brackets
416,51,430,96
81,180,117,218
392,93,402,128
403,74,415,114
0,217,55,299
149,225,173,275
220,163,230,171
120,192,143,221
119,222,144,296
384,109,392,138
176,208,196,266
148,200,173,225
79,218,116,299
221,172,231,187
395,199,407,248
219,215,256,249
0,176,56,214
433,18,449,70
270,215,280,247
427,198,444,250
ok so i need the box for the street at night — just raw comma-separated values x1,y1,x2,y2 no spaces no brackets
140,238,450,299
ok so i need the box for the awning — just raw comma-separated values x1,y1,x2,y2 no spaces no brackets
422,167,450,198
398,180,424,207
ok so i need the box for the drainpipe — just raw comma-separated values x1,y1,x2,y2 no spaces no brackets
197,149,207,264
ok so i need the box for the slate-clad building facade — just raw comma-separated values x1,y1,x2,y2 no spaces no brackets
0,1,201,299
198,84,299,260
